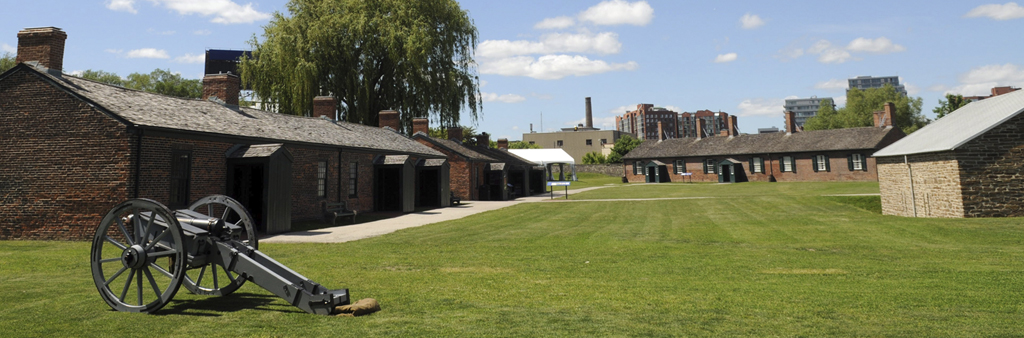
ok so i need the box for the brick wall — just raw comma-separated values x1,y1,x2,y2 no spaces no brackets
341,152,375,212
0,69,131,240
956,112,1024,217
415,138,482,200
877,153,964,218
626,151,880,183
136,136,231,209
288,147,339,221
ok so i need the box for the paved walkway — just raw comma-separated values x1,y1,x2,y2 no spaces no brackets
260,185,611,243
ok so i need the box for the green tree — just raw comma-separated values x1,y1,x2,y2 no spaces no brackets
239,0,481,131
582,151,607,164
607,135,641,163
801,98,840,131
0,52,15,73
428,126,477,141
508,141,540,149
803,84,928,134
933,93,968,119
78,68,201,99
79,70,126,86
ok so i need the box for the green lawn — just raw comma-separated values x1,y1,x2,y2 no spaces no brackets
547,172,626,192
3,182,1024,336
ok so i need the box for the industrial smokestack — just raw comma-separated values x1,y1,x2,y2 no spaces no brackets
585,97,593,128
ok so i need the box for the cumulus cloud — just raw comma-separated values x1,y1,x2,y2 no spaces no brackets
815,79,848,91
965,2,1024,20
567,116,618,129
1,43,15,53
174,53,205,64
846,37,905,54
126,48,170,59
478,32,622,59
664,105,682,112
944,63,1024,96
149,0,271,24
535,16,575,29
480,92,527,103
714,53,738,63
106,0,137,14
479,55,639,80
740,13,765,29
579,0,654,26
736,98,789,117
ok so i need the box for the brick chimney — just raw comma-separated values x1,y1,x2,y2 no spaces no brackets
378,110,400,131
477,132,490,147
728,115,738,137
313,96,336,120
497,138,509,150
16,27,67,72
585,97,593,128
696,118,706,140
657,121,664,142
202,73,240,106
993,86,1020,96
412,118,429,135
447,127,463,143
874,102,895,128
784,111,797,134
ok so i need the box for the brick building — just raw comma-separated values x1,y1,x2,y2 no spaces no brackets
963,86,1021,102
875,89,1024,218
616,104,678,141
411,121,495,201
0,27,447,239
679,110,733,138
623,107,904,183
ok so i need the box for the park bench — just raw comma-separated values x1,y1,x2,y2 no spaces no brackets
450,191,461,205
323,200,357,225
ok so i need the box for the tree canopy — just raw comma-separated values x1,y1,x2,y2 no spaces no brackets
582,151,607,164
933,93,969,119
607,135,642,163
508,141,540,149
0,52,15,73
77,68,202,99
803,84,928,134
239,0,481,133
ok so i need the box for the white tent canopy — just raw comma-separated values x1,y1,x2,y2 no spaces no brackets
508,149,577,181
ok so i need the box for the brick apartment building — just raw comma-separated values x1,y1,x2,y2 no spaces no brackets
875,89,1024,218
623,106,904,183
679,110,732,138
0,27,448,239
963,86,1021,102
616,104,678,141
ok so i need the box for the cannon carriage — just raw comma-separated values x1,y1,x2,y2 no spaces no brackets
90,195,349,314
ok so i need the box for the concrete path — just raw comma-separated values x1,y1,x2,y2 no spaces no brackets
260,185,613,243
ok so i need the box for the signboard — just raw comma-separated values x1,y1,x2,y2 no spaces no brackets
547,181,571,186
680,173,693,176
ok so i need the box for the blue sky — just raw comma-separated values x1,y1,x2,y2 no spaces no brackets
3,1,1023,139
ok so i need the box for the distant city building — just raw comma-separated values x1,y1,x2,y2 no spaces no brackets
963,86,1021,102
848,76,907,96
525,97,631,163
678,110,730,138
616,104,679,141
758,127,780,134
784,97,834,127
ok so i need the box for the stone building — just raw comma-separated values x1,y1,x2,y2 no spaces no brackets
874,89,1024,218
0,27,447,239
623,107,904,183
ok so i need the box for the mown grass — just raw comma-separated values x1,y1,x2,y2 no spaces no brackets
3,182,1024,337
547,172,625,192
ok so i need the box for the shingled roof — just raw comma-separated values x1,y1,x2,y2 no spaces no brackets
11,65,444,158
471,146,536,167
624,126,903,160
411,133,497,162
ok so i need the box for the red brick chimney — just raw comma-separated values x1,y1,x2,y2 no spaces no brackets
16,27,67,72
497,138,509,150
657,121,664,142
447,127,463,143
412,118,429,135
874,102,895,128
378,110,400,131
313,96,336,120
696,118,706,140
477,132,490,147
202,73,240,106
728,115,738,137
784,111,797,134
992,86,1020,96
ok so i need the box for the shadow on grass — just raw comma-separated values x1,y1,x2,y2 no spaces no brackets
155,292,302,316
823,195,882,214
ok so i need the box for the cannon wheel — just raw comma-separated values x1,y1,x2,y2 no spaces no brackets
91,199,186,313
183,195,257,296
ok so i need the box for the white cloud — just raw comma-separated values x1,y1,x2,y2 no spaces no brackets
149,0,271,24
904,82,920,95
737,98,787,117
479,80,488,88
965,2,1024,20
714,53,738,63
478,32,622,59
126,48,170,59
511,126,519,131
105,49,123,55
535,16,575,29
609,105,634,115
740,13,765,29
174,53,205,64
945,63,1024,96
106,0,137,14
846,37,905,54
664,105,682,112
805,40,853,64
193,30,212,35
480,92,527,103
579,0,654,26
480,55,638,80
814,79,848,91
567,116,617,129
832,96,847,107
1,43,15,54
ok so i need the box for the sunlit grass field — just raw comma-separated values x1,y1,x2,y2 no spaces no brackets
3,182,1023,337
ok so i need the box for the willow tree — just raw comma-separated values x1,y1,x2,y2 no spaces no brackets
239,0,481,131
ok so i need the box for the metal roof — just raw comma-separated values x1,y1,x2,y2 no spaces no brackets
874,89,1024,157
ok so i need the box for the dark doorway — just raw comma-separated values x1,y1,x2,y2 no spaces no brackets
529,169,545,195
416,168,440,207
508,170,525,198
375,167,402,211
719,164,732,183
229,163,266,232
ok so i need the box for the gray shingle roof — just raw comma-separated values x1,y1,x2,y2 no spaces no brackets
624,127,902,159
411,133,496,161
874,89,1024,157
23,66,444,158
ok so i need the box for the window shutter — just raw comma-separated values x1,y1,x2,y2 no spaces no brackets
790,157,796,173
703,160,709,174
749,158,755,173
861,154,868,172
824,155,831,172
812,155,819,172
848,154,854,171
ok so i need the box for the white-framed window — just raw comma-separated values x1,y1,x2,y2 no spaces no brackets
317,161,327,197
674,160,685,174
634,161,643,175
814,155,830,172
348,161,358,198
751,157,763,174
851,154,864,171
782,156,793,172
704,159,715,174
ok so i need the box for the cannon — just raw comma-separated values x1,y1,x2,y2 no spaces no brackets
89,195,350,314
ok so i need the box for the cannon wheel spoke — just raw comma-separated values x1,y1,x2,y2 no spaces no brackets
183,195,257,297
91,199,185,313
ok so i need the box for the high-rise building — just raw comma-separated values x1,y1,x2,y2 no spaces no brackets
678,110,730,138
784,97,834,127
616,104,679,141
848,76,907,96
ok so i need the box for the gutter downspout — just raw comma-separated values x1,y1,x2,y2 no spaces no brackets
905,155,917,217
